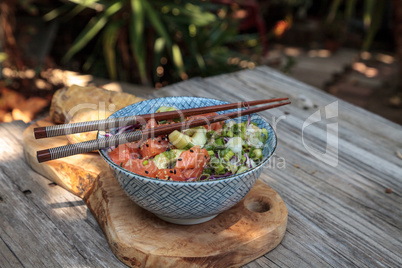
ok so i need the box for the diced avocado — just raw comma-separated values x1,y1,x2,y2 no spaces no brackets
171,149,185,159
156,106,178,113
153,149,185,169
189,127,207,146
153,153,170,169
236,166,249,174
169,127,207,149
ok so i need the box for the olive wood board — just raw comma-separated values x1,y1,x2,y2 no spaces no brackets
23,117,288,268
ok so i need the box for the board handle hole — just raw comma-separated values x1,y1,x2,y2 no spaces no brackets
244,197,271,213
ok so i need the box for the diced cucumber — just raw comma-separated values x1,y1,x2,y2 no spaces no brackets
169,127,207,149
226,137,243,153
189,127,207,146
169,130,194,149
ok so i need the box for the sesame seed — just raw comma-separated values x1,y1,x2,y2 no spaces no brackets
170,170,173,173
145,171,149,174
178,158,182,161
174,170,176,174
190,150,194,153
146,144,149,147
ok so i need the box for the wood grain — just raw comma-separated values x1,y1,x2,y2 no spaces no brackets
0,121,125,268
23,117,106,198
85,173,287,267
1,66,401,267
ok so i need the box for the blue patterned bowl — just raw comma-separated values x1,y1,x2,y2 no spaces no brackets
99,97,277,225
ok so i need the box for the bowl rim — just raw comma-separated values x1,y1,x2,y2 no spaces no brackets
98,96,277,184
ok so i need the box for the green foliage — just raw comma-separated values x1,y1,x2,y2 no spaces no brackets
45,0,257,85
326,0,387,51
0,53,7,63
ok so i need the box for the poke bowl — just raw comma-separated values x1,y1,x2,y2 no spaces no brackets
99,96,277,225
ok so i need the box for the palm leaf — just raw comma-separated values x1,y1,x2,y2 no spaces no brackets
327,0,342,23
345,0,357,21
363,0,376,29
103,21,122,80
66,0,107,11
62,4,87,22
62,1,124,63
43,4,74,21
129,0,147,84
363,0,385,51
143,1,172,47
157,3,216,27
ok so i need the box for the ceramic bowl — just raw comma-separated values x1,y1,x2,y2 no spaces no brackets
99,96,277,225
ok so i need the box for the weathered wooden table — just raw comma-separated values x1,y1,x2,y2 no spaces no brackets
1,66,401,267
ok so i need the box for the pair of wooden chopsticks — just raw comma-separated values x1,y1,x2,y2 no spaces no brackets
35,98,290,163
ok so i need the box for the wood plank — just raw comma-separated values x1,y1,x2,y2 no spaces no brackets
1,66,401,267
0,121,126,268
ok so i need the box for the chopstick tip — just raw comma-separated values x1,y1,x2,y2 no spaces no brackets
34,127,47,139
37,149,51,163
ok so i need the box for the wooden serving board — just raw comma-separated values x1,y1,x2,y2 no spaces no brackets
23,117,288,268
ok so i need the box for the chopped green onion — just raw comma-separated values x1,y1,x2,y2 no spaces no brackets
209,156,220,168
215,164,226,174
215,137,224,147
142,160,148,166
219,147,230,158
206,130,217,139
223,150,234,162
204,144,214,151
203,167,213,175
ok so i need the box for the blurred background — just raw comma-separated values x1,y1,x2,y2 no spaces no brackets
0,0,401,124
